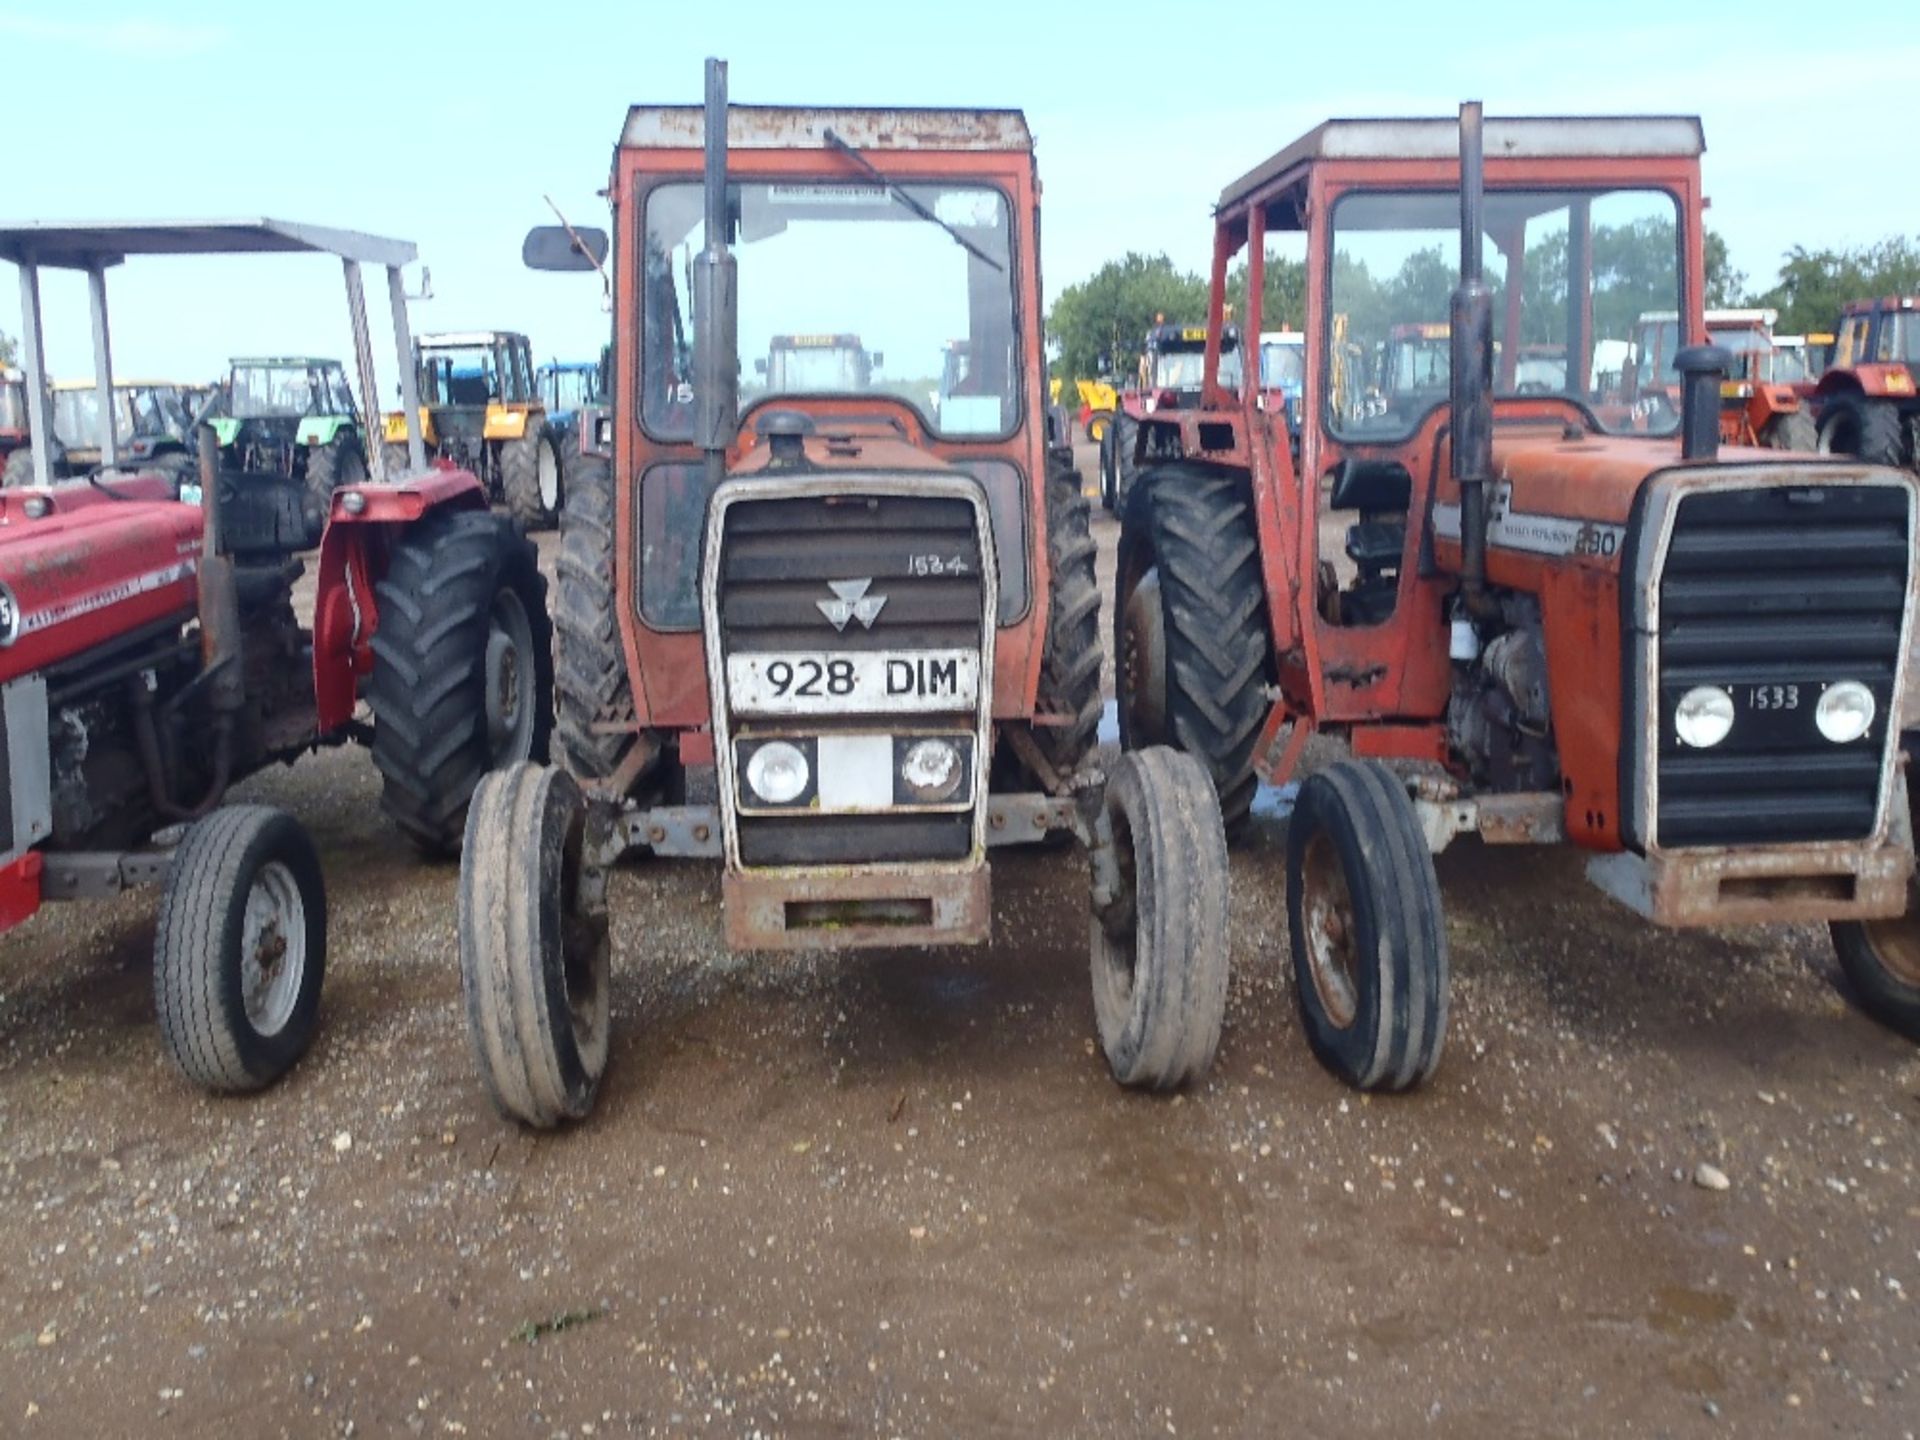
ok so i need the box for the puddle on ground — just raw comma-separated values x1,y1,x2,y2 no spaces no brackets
1647,1285,1737,1336
1097,700,1120,745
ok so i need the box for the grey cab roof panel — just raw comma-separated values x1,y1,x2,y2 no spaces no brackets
0,218,416,270
1218,115,1706,214
621,105,1032,153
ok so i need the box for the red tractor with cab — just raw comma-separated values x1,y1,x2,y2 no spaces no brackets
1810,296,1920,469
459,60,1230,1128
1114,107,1920,1091
0,220,552,1092
1099,320,1243,513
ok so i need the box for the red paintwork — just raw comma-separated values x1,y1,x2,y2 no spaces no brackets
1815,361,1916,402
0,853,41,934
608,140,1048,737
0,488,202,686
311,468,486,732
1152,140,1712,853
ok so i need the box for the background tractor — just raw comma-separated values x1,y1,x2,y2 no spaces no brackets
0,368,25,474
208,356,368,504
1705,308,1814,450
3,378,198,486
1099,320,1242,512
1810,295,1920,470
462,59,1230,1129
1114,106,1920,1095
537,351,608,455
0,220,552,1094
384,330,563,528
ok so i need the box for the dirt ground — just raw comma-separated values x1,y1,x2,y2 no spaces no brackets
1,445,1917,1438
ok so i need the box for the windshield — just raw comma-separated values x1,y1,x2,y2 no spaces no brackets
543,366,600,412
1261,342,1304,390
643,179,1017,439
51,389,104,446
1884,313,1920,366
1330,187,1684,440
1151,346,1243,391
231,364,353,419
420,346,501,407
1710,325,1774,382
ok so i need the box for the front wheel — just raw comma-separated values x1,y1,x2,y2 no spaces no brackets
304,432,368,508
460,763,611,1127
154,805,328,1093
382,441,416,478
1286,760,1448,1091
1760,408,1816,452
368,508,555,854
502,424,562,529
1830,918,1920,1042
1090,748,1231,1090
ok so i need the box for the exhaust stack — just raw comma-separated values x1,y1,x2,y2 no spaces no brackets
1449,101,1496,616
1673,344,1730,461
693,56,740,487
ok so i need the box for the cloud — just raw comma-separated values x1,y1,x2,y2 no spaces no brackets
0,13,228,58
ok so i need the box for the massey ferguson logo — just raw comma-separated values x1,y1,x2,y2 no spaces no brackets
817,578,887,632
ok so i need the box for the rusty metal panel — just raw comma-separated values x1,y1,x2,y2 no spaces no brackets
1587,842,1913,928
621,106,1033,154
722,864,990,951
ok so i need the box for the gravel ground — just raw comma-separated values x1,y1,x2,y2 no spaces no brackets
1,448,1917,1438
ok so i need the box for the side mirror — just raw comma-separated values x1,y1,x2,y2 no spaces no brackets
522,225,608,273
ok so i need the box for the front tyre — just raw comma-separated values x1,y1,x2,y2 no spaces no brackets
1286,760,1448,1091
1091,748,1231,1090
154,805,328,1093
1760,408,1816,452
460,763,611,1127
304,431,368,508
1023,466,1103,780
369,508,555,854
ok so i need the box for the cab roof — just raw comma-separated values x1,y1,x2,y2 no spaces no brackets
620,105,1032,153
0,218,415,269
1218,114,1706,214
418,331,526,348
230,355,342,369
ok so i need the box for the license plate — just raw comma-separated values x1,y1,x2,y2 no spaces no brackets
727,649,980,715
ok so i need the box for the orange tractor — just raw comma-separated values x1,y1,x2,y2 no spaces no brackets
459,60,1231,1127
1115,106,1920,1089
1810,296,1920,469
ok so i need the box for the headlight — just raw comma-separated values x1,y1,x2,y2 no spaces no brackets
1674,686,1734,748
1815,681,1875,744
900,738,963,803
745,740,809,804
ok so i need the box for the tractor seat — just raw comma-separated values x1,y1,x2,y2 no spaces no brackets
1328,456,1413,513
1345,521,1405,570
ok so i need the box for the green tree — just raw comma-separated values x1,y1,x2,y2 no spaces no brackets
1704,230,1744,310
1225,253,1308,335
0,328,15,367
1047,252,1207,382
1751,236,1920,335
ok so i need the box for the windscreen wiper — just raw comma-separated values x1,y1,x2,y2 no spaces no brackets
822,128,1005,273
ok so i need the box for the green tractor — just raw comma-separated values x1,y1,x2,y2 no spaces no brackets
208,356,367,503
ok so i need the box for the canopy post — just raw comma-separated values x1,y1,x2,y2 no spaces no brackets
15,259,52,488
86,261,117,468
387,264,424,474
341,259,383,481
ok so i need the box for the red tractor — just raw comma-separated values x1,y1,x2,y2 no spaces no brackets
1811,296,1920,469
1114,107,1920,1091
459,60,1230,1128
1706,308,1814,450
1099,321,1243,513
0,220,552,1092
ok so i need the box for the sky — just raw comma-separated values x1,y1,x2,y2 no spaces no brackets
1,0,1914,384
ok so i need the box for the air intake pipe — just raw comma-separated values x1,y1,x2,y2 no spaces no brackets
1673,344,1730,461
1449,101,1497,618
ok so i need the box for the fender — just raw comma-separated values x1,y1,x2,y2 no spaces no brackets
311,468,488,733
208,416,242,447
383,407,439,447
482,404,534,441
296,415,354,448
1817,364,1917,402
0,853,42,936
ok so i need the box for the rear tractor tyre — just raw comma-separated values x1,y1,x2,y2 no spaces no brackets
502,423,563,530
304,432,368,508
369,508,555,855
154,805,328,1093
4,447,38,487
382,441,417,478
1085,409,1112,444
1286,760,1448,1091
1022,467,1103,780
1760,408,1816,453
1818,395,1906,467
1098,423,1118,512
1116,466,1272,834
1110,412,1141,515
460,763,611,1127
1090,748,1231,1090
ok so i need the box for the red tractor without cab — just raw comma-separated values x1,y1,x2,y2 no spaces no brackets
0,220,552,1092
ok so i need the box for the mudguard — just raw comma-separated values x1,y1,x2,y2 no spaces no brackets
383,408,440,447
482,404,534,441
310,467,488,734
296,415,354,448
209,416,242,447
1818,364,1919,402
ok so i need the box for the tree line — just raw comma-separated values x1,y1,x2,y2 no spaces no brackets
1048,233,1920,383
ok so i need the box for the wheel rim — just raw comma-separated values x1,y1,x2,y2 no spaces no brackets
538,442,560,511
1819,410,1856,456
485,585,538,764
1096,807,1140,995
241,860,307,1036
1299,830,1360,1029
1120,571,1167,746
558,811,609,1062
1858,910,1920,988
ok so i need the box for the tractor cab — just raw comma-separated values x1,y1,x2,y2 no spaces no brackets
1703,308,1812,450
1115,107,1920,1091
211,357,365,494
756,333,880,397
4,379,199,484
1139,321,1241,409
0,369,28,454
1812,297,1920,469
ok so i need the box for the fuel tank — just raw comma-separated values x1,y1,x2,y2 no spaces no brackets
0,480,202,685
